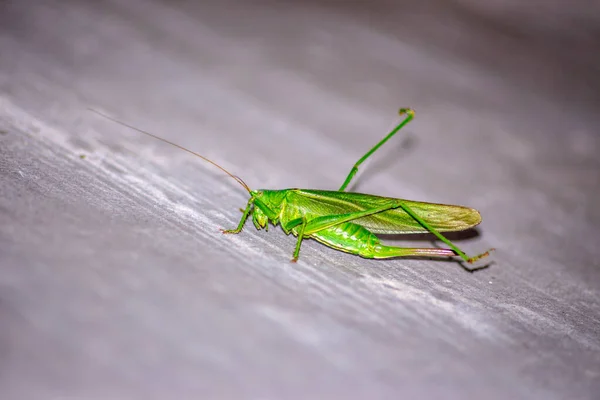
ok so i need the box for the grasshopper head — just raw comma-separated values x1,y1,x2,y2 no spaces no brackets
251,189,286,207
250,189,263,198
250,189,286,229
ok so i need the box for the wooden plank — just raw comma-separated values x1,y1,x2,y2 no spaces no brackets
1,0,599,399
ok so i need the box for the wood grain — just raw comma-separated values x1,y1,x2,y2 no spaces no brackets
1,1,599,399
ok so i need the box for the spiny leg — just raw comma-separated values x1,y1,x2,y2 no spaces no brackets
221,198,254,234
371,245,457,259
397,202,494,263
339,108,415,191
291,218,307,263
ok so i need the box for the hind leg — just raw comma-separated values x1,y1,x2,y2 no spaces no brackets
311,222,456,259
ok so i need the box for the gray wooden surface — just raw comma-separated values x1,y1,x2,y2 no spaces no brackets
1,1,599,399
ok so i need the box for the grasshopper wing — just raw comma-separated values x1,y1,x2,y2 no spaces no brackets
287,189,481,234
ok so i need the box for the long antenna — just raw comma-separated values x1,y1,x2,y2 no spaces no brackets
89,108,251,193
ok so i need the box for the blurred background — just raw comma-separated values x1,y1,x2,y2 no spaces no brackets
1,1,599,399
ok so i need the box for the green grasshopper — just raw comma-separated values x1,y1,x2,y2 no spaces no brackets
92,108,493,264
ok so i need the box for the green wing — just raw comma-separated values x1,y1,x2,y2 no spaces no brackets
285,189,481,234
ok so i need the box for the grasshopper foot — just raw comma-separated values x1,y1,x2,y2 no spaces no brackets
220,228,240,234
467,248,496,264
